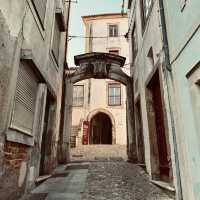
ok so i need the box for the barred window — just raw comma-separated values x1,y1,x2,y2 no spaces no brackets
73,85,84,106
109,24,118,37
31,0,47,28
108,83,121,106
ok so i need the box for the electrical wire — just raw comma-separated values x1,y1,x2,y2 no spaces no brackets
68,34,126,39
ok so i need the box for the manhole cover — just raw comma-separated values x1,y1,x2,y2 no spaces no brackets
24,193,48,200
66,164,89,170
51,172,69,178
109,157,124,161
94,157,109,161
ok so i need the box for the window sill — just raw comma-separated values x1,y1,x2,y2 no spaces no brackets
6,128,34,146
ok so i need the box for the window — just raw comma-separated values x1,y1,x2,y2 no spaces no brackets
73,85,84,106
132,23,138,61
140,0,153,32
11,62,38,135
108,83,121,106
109,24,118,37
31,0,47,28
109,50,119,55
52,17,61,65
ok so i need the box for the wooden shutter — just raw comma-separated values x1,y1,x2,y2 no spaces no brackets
52,17,61,64
11,62,38,135
32,0,47,27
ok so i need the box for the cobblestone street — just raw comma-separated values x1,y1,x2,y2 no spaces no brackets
22,145,175,200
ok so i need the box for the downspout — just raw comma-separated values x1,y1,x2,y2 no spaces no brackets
158,0,183,199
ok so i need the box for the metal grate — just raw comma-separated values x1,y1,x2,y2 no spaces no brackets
23,193,48,200
66,164,89,170
109,157,124,161
51,172,69,178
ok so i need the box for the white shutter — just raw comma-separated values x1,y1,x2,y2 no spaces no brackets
11,62,38,135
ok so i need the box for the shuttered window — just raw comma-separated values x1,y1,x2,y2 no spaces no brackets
11,62,38,135
31,0,47,28
108,83,121,106
52,17,61,65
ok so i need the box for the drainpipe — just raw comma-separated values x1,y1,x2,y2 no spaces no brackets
158,0,183,199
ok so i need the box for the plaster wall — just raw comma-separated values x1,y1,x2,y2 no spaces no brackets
0,0,69,198
128,0,178,194
72,15,129,145
163,1,200,199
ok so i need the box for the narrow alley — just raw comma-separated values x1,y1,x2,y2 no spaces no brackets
1,0,200,199
22,146,174,200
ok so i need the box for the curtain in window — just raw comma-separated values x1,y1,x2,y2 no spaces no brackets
108,84,121,105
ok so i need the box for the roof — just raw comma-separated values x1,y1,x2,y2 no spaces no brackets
82,13,127,23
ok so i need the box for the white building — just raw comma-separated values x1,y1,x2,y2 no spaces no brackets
71,13,129,146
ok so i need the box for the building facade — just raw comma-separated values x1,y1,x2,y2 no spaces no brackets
128,0,200,199
163,0,200,199
0,0,70,199
127,0,179,196
71,13,130,147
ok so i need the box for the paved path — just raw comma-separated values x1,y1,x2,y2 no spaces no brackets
22,145,175,200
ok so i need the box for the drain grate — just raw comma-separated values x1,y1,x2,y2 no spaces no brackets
66,164,89,170
95,157,109,161
51,172,69,178
23,193,48,200
109,157,124,161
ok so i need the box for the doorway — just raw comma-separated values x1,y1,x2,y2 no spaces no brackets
89,112,112,144
39,92,55,175
135,99,145,165
146,70,171,182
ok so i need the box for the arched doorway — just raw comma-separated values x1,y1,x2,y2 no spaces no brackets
89,112,112,144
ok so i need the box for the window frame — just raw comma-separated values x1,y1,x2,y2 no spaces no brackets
140,0,153,33
31,0,47,30
108,83,122,106
131,23,138,62
109,49,119,55
108,24,119,37
73,85,84,107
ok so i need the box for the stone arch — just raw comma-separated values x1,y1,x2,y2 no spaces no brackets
63,52,137,163
87,108,116,144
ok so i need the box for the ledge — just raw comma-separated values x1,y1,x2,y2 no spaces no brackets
151,180,175,192
6,128,34,146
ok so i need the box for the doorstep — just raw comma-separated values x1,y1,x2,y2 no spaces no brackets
151,180,175,192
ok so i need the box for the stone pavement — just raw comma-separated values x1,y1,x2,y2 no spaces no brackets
70,145,128,162
21,145,175,200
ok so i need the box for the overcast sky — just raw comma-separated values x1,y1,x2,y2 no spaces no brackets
67,0,126,67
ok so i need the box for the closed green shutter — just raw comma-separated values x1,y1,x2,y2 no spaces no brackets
11,62,38,135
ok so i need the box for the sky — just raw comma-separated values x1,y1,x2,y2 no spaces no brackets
67,0,127,67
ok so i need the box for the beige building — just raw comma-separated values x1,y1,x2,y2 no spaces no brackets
71,13,129,146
